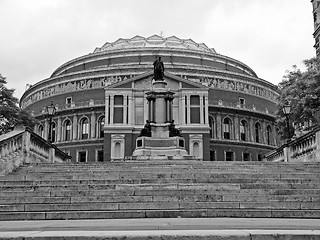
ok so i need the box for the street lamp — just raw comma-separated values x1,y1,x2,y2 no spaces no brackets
282,104,291,143
47,101,56,143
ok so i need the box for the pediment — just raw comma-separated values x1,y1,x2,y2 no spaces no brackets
107,71,207,91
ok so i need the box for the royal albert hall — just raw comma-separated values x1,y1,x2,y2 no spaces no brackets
20,35,281,162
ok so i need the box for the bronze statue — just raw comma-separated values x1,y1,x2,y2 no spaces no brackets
139,120,152,137
169,120,182,137
153,56,164,80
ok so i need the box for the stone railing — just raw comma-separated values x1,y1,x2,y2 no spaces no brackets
0,125,71,175
265,126,320,162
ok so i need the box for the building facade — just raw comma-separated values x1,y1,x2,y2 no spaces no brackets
312,0,320,55
20,35,280,162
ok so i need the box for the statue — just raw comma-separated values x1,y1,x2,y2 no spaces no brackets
169,120,182,137
153,56,164,80
139,120,152,137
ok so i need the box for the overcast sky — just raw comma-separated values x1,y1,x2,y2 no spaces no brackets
0,0,316,99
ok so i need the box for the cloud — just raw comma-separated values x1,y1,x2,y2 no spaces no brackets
0,0,316,99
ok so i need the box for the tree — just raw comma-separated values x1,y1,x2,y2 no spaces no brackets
0,74,36,135
277,56,320,139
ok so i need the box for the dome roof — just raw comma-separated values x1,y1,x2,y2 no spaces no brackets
93,34,216,54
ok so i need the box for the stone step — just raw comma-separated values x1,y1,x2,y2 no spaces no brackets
1,209,320,221
0,193,317,205
3,201,320,213
1,177,318,186
1,161,320,220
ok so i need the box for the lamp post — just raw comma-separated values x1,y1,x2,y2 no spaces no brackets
47,101,56,143
282,104,291,143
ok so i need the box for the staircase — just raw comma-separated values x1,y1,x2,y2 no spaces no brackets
0,160,320,221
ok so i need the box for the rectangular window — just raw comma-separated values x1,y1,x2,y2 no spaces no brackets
135,97,144,125
239,98,245,108
190,95,200,123
210,150,216,161
66,97,72,105
97,150,104,162
225,151,234,161
78,151,87,162
114,95,124,123
243,152,250,161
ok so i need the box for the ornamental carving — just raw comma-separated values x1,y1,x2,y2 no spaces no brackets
21,75,136,108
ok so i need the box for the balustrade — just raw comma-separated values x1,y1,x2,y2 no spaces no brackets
265,126,320,162
0,126,70,175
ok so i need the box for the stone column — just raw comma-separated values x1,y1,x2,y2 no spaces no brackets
91,111,96,138
128,94,134,125
249,117,254,142
234,115,239,141
205,95,209,125
123,95,128,124
73,114,78,140
187,95,191,124
216,114,222,139
110,95,114,124
44,120,49,141
57,116,62,142
180,94,186,125
105,95,109,125
200,95,204,124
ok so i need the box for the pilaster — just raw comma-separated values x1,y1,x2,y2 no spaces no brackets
216,114,222,139
57,116,62,142
91,111,96,138
73,114,78,140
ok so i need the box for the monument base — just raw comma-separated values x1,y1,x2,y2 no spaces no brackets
132,136,191,160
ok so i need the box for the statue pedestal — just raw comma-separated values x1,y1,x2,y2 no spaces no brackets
132,79,191,160
132,136,189,159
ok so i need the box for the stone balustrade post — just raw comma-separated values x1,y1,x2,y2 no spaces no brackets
283,144,291,162
22,130,31,163
49,147,55,163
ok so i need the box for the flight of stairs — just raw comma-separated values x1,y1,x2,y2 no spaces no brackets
0,160,319,220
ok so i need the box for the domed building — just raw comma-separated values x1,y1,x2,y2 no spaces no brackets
20,35,280,162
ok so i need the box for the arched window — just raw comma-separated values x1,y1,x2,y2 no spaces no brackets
193,142,200,158
80,118,89,139
38,125,44,138
64,119,72,141
98,116,105,138
255,122,261,143
240,120,247,141
266,125,272,145
209,116,215,138
51,122,56,142
223,118,232,139
114,142,121,158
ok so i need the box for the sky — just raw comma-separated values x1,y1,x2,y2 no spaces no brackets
0,0,316,99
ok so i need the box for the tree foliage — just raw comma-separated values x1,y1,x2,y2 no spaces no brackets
277,56,320,139
0,75,36,135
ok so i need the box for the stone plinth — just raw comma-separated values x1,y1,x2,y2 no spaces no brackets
132,78,190,160
151,123,170,138
132,136,188,159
